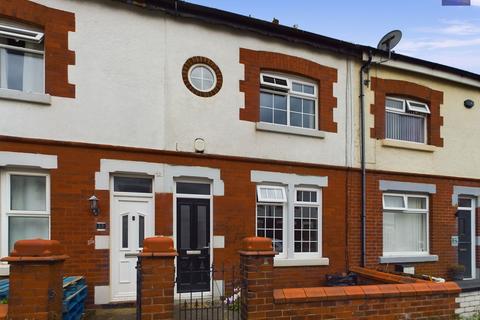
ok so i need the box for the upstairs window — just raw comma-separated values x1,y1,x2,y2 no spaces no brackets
385,97,430,144
260,73,317,129
0,21,44,94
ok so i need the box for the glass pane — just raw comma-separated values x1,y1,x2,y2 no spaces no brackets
303,115,315,129
458,198,472,208
292,82,302,92
303,100,315,114
191,78,202,90
197,205,208,248
1,48,44,93
191,66,202,78
10,175,46,211
202,78,214,91
176,182,210,195
139,215,145,248
274,110,287,125
407,197,427,210
180,205,190,249
114,177,152,193
260,107,273,123
383,195,405,209
122,215,128,249
202,67,214,81
290,97,302,112
386,98,404,111
303,85,314,95
274,94,287,111
8,216,49,252
386,111,425,143
260,92,273,108
290,112,302,127
383,211,426,253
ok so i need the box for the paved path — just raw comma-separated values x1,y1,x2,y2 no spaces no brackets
84,308,136,320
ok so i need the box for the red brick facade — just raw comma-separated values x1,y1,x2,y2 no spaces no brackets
370,77,444,146
239,48,338,132
0,0,75,98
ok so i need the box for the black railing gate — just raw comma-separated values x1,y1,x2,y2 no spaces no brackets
176,263,241,320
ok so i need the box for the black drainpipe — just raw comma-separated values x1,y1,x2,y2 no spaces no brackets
359,51,372,268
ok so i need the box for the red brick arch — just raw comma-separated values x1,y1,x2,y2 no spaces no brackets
239,48,338,133
370,77,444,147
0,0,75,98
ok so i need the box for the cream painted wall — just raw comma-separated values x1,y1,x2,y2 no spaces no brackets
0,0,354,167
357,63,480,179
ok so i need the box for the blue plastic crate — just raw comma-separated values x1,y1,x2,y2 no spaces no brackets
0,276,87,320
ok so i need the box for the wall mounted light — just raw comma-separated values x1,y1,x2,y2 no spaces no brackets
88,195,100,216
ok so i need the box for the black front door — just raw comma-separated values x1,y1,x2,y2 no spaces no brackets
458,205,472,278
176,198,210,293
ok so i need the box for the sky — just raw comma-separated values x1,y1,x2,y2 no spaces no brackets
188,0,480,74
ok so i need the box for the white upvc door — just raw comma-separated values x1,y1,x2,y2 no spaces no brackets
111,195,153,301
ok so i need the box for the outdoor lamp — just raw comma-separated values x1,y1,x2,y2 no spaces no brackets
88,195,100,216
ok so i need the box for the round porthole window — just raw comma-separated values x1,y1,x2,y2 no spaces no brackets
189,65,216,92
182,57,222,97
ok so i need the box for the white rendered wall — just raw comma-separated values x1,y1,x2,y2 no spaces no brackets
0,0,353,168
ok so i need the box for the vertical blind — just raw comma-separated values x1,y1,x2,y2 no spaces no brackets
386,111,425,143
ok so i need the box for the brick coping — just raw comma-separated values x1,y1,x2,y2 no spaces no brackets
350,266,427,284
274,282,461,304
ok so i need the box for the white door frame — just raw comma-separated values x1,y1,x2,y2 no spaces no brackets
458,196,476,280
109,175,154,302
173,179,214,298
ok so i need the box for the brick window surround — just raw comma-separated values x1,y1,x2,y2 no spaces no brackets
182,56,223,97
0,0,75,98
370,77,444,147
239,48,338,133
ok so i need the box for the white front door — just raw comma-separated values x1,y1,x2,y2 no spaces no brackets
111,195,154,301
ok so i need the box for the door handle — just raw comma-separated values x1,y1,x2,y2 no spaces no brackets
186,250,201,255
125,252,140,258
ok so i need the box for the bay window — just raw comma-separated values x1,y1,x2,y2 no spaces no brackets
0,22,45,94
260,73,317,129
385,97,430,144
383,193,428,256
1,171,50,257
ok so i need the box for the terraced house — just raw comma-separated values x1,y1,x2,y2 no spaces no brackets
0,0,480,311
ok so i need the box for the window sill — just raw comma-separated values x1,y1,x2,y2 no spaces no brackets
274,257,329,267
0,88,51,105
379,254,438,264
256,122,325,139
381,139,436,152
0,264,9,276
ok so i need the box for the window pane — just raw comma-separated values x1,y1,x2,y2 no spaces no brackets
458,198,473,208
197,205,208,248
10,175,46,211
386,98,404,111
176,182,210,195
303,85,314,95
386,111,425,143
290,112,302,127
256,204,283,253
260,92,273,108
139,215,145,248
122,215,129,249
383,211,427,254
383,195,405,209
8,216,49,252
180,205,190,249
407,197,427,210
303,100,315,114
273,110,287,125
274,94,287,111
114,177,152,193
260,107,273,123
290,97,302,112
294,206,319,253
303,115,315,129
190,66,202,78
292,82,302,92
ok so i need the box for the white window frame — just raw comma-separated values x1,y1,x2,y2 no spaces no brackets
385,97,429,144
382,193,429,257
188,64,217,93
0,170,51,259
0,22,45,94
255,185,323,261
293,188,321,259
259,72,318,130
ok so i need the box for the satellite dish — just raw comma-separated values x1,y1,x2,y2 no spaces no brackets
377,30,402,57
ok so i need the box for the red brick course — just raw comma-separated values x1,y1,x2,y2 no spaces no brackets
0,0,75,98
370,77,444,146
239,48,338,132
